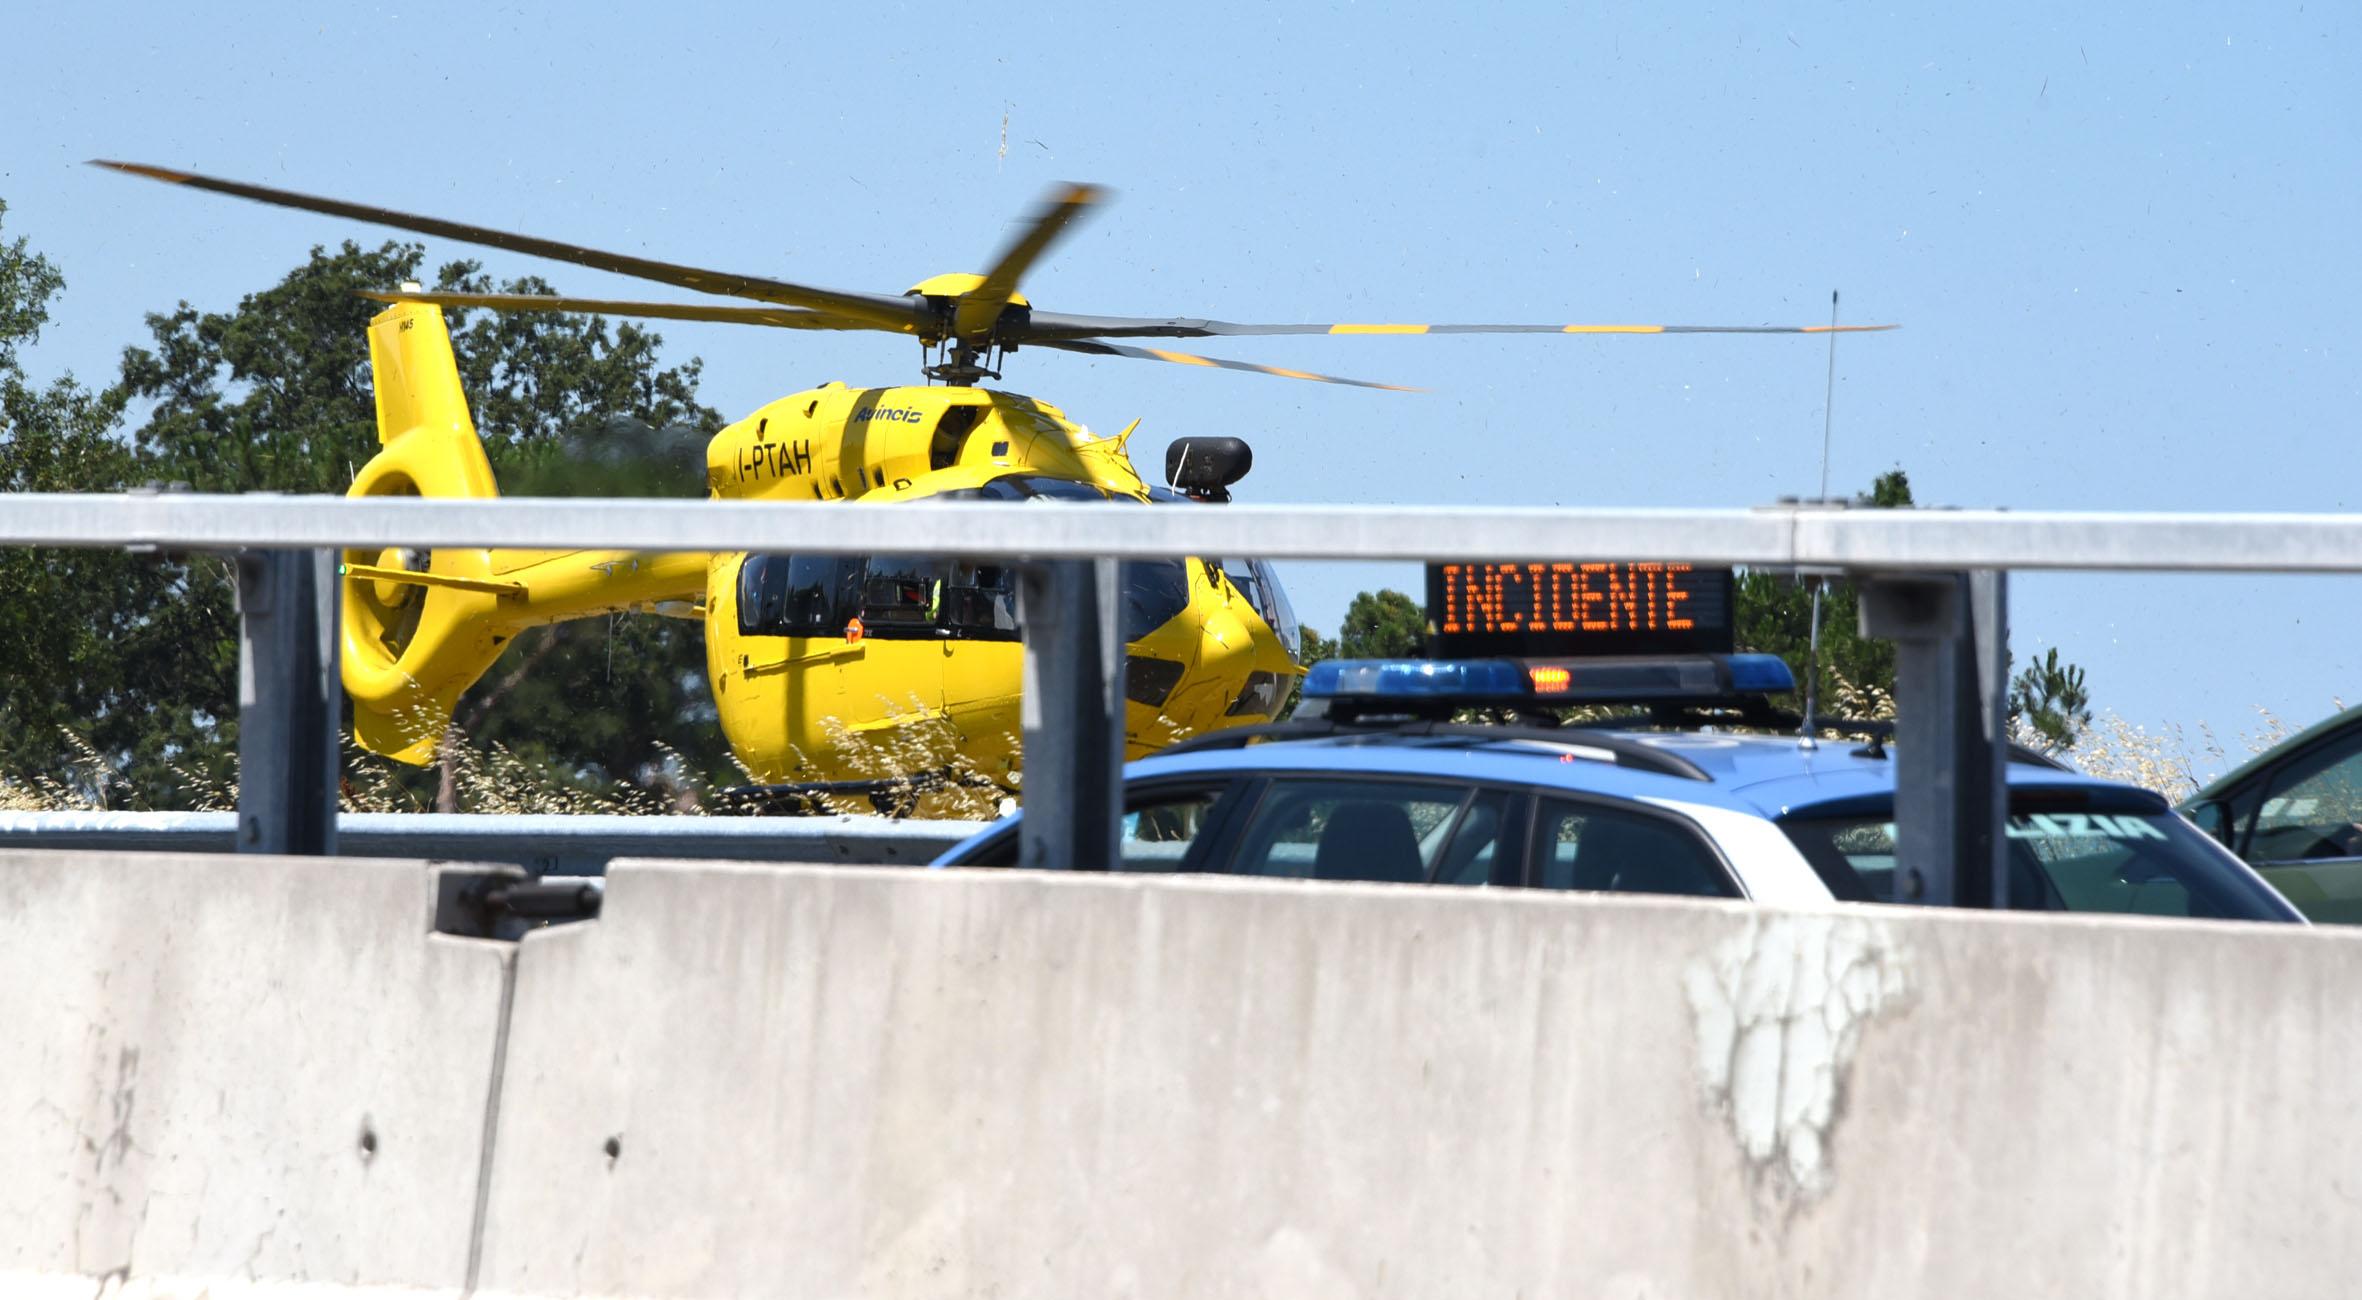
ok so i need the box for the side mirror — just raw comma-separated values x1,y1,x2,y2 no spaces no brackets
2185,799,2234,848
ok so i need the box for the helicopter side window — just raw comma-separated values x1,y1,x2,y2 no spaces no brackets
738,553,791,635
930,406,986,471
860,557,944,630
740,554,1178,642
737,554,861,636
743,553,1036,642
940,562,1021,640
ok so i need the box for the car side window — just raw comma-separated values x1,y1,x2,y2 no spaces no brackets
1529,798,1736,899
955,781,1230,870
1431,788,1516,886
1116,785,1231,873
2250,734,2362,864
1224,779,1474,884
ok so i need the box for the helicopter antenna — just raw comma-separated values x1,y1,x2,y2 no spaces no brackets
1799,289,1840,746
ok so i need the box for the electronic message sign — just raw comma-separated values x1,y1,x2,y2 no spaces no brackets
1425,561,1736,658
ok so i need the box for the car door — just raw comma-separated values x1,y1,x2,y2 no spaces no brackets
2237,728,2362,923
1209,776,1525,887
1525,795,1740,899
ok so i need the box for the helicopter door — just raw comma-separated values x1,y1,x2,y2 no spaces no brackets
845,555,953,734
933,560,1025,784
732,554,862,765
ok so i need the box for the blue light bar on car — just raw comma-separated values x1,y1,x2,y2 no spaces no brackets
1515,652,1796,701
1303,653,1796,709
1726,653,1797,694
1303,658,1529,703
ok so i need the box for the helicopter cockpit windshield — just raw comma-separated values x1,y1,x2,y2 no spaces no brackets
950,476,1298,647
1220,557,1300,653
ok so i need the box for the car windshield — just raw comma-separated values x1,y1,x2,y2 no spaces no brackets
1780,791,2297,921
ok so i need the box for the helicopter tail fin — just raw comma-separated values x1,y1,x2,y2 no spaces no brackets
341,295,511,765
366,289,487,453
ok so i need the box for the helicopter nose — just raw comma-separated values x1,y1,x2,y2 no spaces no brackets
1199,607,1254,662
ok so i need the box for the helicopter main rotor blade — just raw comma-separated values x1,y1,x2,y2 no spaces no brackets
1033,339,1420,392
1020,312,1900,342
91,159,929,335
952,182,1106,342
360,289,883,331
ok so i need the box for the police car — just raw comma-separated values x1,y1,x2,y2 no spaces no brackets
936,561,2299,924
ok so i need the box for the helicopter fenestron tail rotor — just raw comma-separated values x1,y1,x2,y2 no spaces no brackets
93,158,1898,391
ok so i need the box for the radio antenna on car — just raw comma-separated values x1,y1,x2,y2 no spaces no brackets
1799,289,1842,747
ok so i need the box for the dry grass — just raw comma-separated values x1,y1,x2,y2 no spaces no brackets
8,692,2343,817
0,731,138,813
2064,703,2339,802
1829,669,1897,724
2,710,1019,821
765,708,1019,820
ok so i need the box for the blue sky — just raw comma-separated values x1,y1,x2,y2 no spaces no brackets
5,2,2355,770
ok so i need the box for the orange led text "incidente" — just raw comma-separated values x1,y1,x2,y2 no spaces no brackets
1441,562,1695,635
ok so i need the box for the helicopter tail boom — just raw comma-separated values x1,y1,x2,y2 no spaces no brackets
342,298,705,766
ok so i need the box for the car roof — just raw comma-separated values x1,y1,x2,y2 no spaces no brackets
1130,728,2133,820
2185,699,2362,807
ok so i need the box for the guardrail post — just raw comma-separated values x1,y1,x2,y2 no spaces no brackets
1964,570,2011,907
1016,558,1123,870
1860,571,2008,907
235,549,339,855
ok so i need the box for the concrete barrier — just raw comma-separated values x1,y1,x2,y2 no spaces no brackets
14,850,2362,1297
477,862,2362,1299
0,850,512,1298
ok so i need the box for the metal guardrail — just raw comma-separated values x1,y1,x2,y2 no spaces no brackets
6,492,2362,571
10,489,2362,905
0,811,987,876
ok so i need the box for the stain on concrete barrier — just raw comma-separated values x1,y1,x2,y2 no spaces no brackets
1684,913,1911,1197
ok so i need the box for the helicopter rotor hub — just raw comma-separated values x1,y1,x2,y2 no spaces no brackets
921,337,1003,386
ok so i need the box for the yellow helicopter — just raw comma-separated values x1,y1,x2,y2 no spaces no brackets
97,160,1894,810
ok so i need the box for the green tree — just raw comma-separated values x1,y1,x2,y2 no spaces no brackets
1281,623,1341,716
1277,589,1428,719
4,230,732,807
1338,588,1427,659
2010,647,2092,753
1734,470,1913,720
1737,468,2096,750
0,199,162,805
